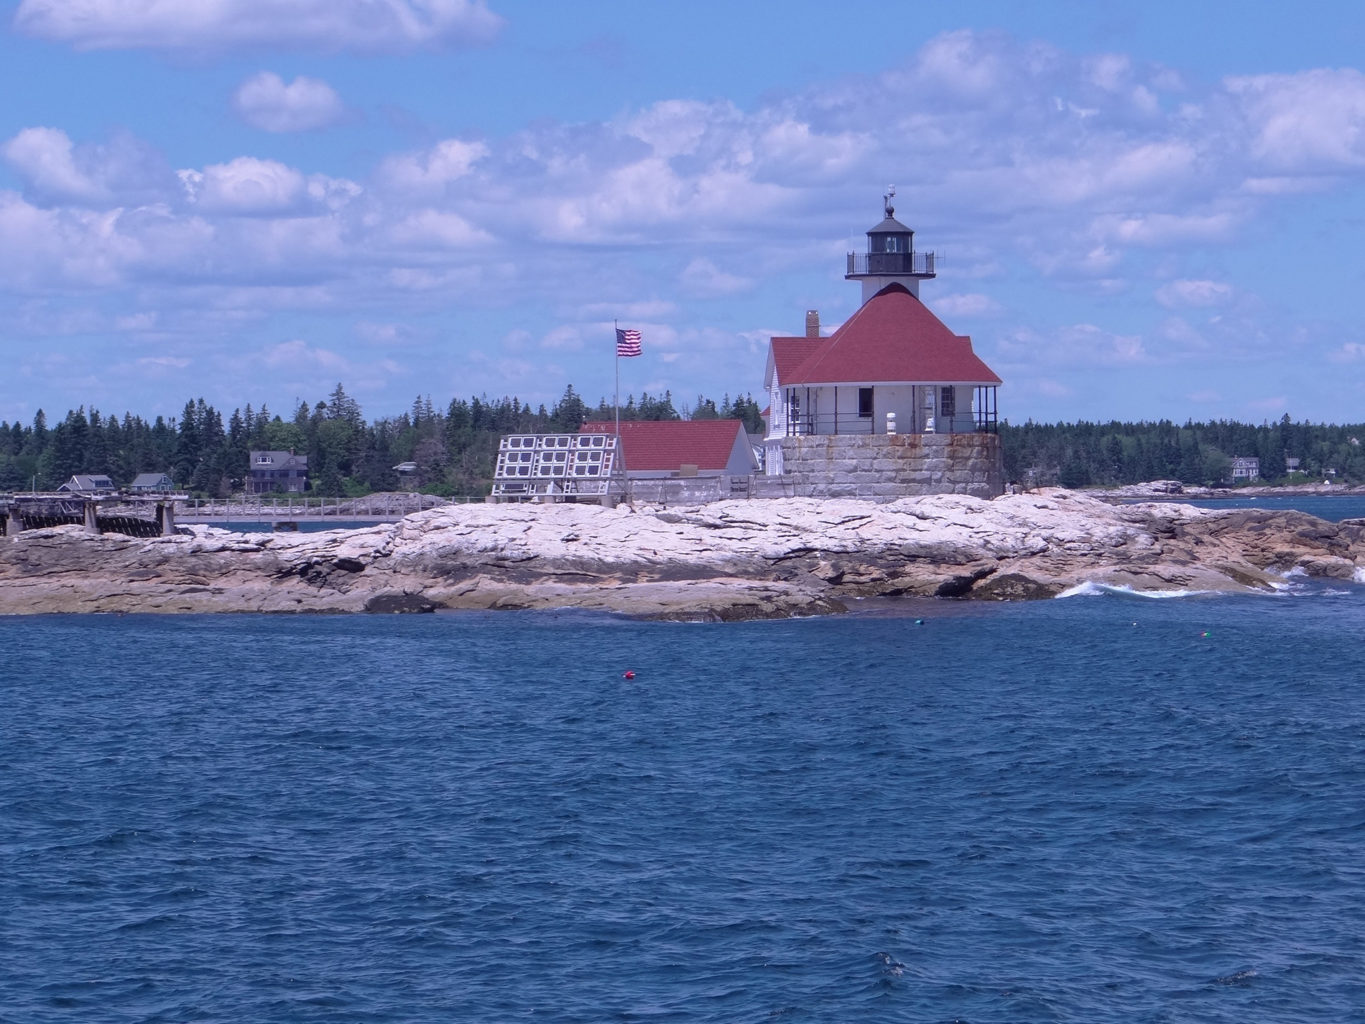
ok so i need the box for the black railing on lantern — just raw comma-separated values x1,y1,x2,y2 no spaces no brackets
846,251,936,277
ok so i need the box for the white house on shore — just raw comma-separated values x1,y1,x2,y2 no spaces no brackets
760,191,1005,499
766,193,1001,442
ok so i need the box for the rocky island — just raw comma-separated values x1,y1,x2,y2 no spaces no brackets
2,490,1362,619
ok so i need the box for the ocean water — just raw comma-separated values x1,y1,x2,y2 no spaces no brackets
4,585,1365,1023
1136,493,1365,522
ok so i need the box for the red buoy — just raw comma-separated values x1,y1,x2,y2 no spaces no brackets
623,670,636,680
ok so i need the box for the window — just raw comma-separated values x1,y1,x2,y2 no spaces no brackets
883,236,899,253
858,387,873,418
940,387,956,418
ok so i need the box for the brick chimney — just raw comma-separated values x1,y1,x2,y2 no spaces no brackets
805,309,820,338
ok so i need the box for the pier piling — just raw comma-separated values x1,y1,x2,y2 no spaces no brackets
82,500,101,536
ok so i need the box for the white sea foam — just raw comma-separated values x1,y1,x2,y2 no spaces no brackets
1055,581,1219,599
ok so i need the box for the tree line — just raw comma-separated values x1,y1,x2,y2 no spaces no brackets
5,391,1359,495
1000,416,1365,488
0,385,765,497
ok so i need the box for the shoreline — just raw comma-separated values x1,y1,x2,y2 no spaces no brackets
3,490,1363,620
1093,480,1365,500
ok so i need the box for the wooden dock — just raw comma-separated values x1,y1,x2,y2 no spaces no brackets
174,494,461,523
2,492,470,536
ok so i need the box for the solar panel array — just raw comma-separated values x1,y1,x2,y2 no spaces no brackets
491,433,625,500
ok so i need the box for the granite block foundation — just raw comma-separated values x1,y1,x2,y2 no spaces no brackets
771,433,1004,500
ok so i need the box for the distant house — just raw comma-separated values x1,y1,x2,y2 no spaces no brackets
58,474,116,494
248,450,309,494
1285,457,1301,475
393,461,418,491
1231,456,1260,481
129,472,175,493
579,420,758,479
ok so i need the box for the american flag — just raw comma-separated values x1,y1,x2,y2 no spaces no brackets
615,328,642,357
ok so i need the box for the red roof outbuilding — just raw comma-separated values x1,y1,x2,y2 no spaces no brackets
580,419,755,475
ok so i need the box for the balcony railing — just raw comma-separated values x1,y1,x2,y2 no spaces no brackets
846,251,936,277
787,413,995,437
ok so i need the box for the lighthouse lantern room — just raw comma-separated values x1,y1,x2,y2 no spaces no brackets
844,186,937,303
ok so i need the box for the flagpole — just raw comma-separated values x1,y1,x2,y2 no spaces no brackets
613,320,622,504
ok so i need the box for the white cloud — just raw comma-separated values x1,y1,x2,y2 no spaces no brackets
912,29,1014,100
576,300,677,319
1159,317,1210,351
623,100,732,159
1032,378,1073,398
1328,342,1365,364
1155,279,1234,308
306,174,363,210
754,119,868,181
13,0,504,54
679,258,752,296
378,138,488,194
997,323,1147,367
117,311,158,330
264,338,351,372
1086,53,1132,93
234,72,344,133
933,292,1002,318
540,325,583,351
2,126,175,205
181,157,307,214
3,127,103,202
385,209,491,247
355,321,411,344
1227,68,1365,173
1093,210,1239,246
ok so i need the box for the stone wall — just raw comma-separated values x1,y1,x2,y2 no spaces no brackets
768,433,1004,500
624,475,751,505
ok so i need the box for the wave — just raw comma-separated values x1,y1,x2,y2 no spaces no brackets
1056,581,1231,600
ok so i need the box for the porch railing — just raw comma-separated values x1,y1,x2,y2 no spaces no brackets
787,415,994,436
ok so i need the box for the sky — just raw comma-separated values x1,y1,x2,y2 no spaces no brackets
4,1,1365,427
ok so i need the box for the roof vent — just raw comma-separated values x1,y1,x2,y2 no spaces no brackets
805,310,820,338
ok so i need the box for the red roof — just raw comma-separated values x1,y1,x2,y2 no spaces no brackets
781,283,1001,386
580,419,750,472
770,336,825,385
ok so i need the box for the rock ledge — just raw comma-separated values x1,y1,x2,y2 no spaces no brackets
2,490,1360,619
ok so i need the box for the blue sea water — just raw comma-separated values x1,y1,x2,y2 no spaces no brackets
1138,493,1365,522
4,586,1365,1023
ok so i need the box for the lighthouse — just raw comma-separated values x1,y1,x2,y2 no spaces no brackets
844,186,937,304
760,188,1004,498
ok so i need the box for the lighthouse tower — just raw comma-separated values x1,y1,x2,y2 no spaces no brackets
845,186,937,304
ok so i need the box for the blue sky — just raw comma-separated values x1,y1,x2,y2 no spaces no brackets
4,0,1365,427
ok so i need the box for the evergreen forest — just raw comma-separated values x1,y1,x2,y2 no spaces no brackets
3,383,1362,496
1000,417,1365,488
0,385,764,497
